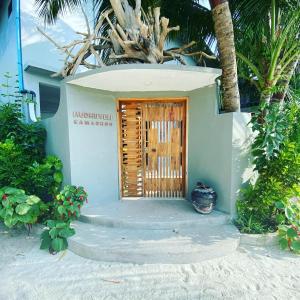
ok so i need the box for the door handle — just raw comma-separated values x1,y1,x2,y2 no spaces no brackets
151,148,156,153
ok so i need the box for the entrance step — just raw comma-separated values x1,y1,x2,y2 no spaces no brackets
79,200,231,230
68,222,239,264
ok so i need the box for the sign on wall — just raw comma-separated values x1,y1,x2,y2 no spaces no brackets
72,111,113,127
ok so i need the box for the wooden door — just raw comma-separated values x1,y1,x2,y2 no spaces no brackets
119,99,186,198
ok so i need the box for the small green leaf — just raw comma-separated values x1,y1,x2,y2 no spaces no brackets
57,206,66,216
4,187,25,195
291,240,300,252
51,238,66,252
15,203,31,215
53,172,63,183
46,220,56,228
40,231,51,250
59,228,75,238
287,227,298,239
26,195,40,205
275,201,285,209
279,238,289,250
55,222,67,229
49,228,58,239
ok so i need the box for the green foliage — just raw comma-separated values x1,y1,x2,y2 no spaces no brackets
0,138,62,201
277,192,300,253
40,220,75,253
40,185,88,253
0,187,42,228
236,177,286,233
54,185,88,221
0,103,22,141
0,103,46,163
23,156,63,201
0,102,61,201
236,98,300,234
18,123,46,163
0,139,29,187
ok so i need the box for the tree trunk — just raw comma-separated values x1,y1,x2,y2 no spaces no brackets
273,57,299,103
209,0,240,112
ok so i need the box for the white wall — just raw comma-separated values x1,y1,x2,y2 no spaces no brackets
44,79,252,216
188,87,252,215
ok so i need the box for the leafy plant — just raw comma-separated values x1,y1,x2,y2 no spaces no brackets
40,220,75,253
276,190,300,253
0,139,29,187
54,185,88,221
236,176,286,233
18,123,46,163
23,156,63,201
0,187,42,229
236,97,300,234
40,185,88,253
0,102,46,163
0,103,22,141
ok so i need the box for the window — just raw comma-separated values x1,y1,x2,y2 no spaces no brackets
39,83,60,119
8,0,12,18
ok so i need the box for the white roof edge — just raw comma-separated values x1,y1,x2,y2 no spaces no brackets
64,64,222,84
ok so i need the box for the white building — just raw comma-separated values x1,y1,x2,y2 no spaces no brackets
0,0,196,120
0,0,94,119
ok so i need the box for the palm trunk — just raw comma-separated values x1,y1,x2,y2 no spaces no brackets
275,57,299,103
209,0,240,112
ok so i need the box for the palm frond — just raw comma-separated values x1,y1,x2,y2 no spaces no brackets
35,0,86,24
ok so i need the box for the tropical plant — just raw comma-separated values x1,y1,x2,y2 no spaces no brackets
236,97,300,234
0,102,46,162
40,220,75,253
277,191,300,253
54,185,88,221
40,185,88,253
236,176,286,233
0,72,23,105
0,187,42,229
23,156,63,201
233,0,300,104
0,139,29,187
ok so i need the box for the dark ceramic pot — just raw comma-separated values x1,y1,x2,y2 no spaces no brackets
190,182,217,214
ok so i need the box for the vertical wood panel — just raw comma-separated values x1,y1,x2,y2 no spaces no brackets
119,99,186,198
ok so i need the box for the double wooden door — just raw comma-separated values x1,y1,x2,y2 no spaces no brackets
119,99,186,198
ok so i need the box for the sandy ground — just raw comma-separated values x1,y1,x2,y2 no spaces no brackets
0,223,299,300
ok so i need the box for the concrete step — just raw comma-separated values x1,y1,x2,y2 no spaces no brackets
79,200,231,230
68,222,240,264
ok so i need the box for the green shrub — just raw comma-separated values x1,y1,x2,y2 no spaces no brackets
0,139,29,187
18,123,46,163
236,98,300,234
40,185,88,253
0,139,62,202
276,187,300,253
40,220,75,253
22,156,63,201
0,103,46,163
0,187,42,228
54,185,87,221
0,103,22,141
236,177,286,233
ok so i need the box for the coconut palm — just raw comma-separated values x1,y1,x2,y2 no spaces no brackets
35,0,241,111
231,0,300,104
209,0,240,111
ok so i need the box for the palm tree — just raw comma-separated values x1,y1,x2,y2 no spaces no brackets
209,0,240,111
35,0,241,111
231,0,300,104
35,1,299,106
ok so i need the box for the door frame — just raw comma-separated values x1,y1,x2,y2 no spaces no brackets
116,97,189,200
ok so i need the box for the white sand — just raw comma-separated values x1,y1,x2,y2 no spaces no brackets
0,223,299,300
